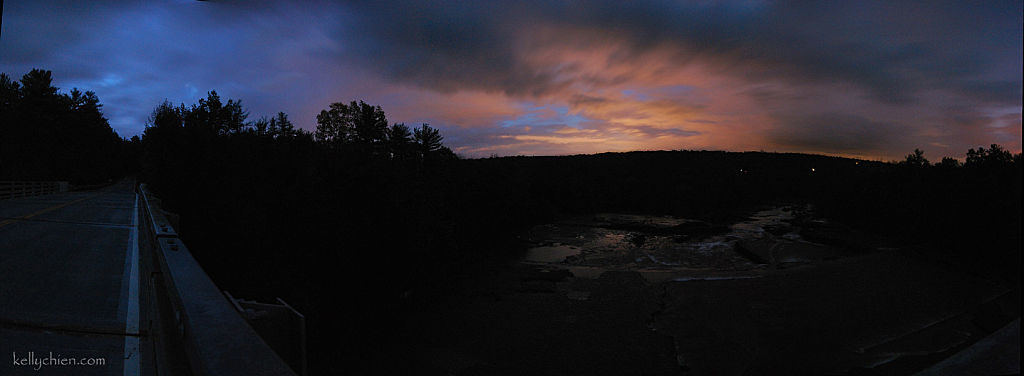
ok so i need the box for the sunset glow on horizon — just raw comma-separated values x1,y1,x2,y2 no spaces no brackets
2,1,1020,160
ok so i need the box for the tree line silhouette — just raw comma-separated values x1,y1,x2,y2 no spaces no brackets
0,69,135,183
314,100,456,160
900,145,1019,168
2,68,1020,374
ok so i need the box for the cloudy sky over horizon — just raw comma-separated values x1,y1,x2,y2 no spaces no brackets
1,1,1020,159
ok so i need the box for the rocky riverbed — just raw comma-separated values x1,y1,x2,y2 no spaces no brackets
396,206,1019,375
522,205,893,280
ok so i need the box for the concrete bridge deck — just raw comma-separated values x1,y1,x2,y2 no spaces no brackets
0,181,147,375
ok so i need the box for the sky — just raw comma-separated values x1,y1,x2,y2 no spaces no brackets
1,1,1021,160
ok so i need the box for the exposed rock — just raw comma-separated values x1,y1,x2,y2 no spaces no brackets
773,241,843,265
524,268,573,282
735,238,843,268
735,238,775,265
519,280,557,293
625,232,647,247
670,221,731,239
763,224,792,236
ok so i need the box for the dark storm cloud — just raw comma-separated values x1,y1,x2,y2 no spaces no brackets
1,0,346,136
954,80,1024,106
335,2,567,97
630,125,701,138
1,2,108,62
1,1,1019,158
766,113,900,154
333,0,1022,106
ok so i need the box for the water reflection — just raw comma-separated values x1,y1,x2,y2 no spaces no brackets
524,244,583,263
522,205,875,277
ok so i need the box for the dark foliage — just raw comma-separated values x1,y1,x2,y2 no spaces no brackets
0,69,134,183
966,144,1015,168
315,100,457,161
813,149,1021,284
900,148,929,167
139,94,1021,373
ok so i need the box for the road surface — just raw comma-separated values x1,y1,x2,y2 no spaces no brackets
0,181,147,375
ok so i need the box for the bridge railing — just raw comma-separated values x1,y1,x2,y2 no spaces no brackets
0,181,69,200
138,184,297,376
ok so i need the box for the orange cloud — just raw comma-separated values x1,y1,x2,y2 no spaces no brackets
313,22,1021,160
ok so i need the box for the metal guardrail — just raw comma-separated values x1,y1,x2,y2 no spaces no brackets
138,184,297,376
226,293,308,375
0,181,69,199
